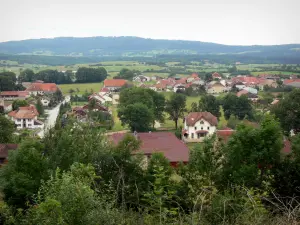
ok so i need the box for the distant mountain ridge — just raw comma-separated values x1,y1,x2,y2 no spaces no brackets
0,36,300,58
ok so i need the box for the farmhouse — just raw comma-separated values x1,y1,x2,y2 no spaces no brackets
26,83,58,96
182,112,218,142
0,144,18,167
110,132,189,167
103,79,127,91
212,72,222,80
207,81,227,94
0,91,30,100
8,105,44,129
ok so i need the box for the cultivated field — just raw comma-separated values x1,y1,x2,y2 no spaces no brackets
58,83,103,95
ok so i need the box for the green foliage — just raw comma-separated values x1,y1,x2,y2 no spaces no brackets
271,89,300,134
118,103,154,131
36,99,44,116
76,67,107,83
227,114,240,129
12,99,29,111
165,93,186,129
0,140,49,209
0,72,23,91
18,69,35,82
114,68,141,80
222,93,253,120
0,115,15,143
198,95,220,118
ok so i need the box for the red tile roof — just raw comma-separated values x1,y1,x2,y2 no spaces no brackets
0,144,18,158
216,129,235,143
104,79,127,87
190,73,199,78
110,132,189,163
283,79,300,85
100,87,110,92
8,105,39,119
212,72,222,78
231,76,260,85
26,83,58,92
0,91,29,97
185,112,218,126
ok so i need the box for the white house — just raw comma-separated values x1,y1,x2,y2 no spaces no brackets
133,75,150,82
173,84,186,93
182,112,218,142
8,105,44,129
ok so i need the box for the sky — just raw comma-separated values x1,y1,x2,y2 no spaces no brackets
1,0,300,45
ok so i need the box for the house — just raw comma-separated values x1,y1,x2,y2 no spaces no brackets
26,83,58,96
237,90,258,101
187,73,199,83
236,89,249,97
207,81,227,94
103,79,127,91
89,93,109,104
258,79,278,90
216,128,235,143
8,105,44,129
133,75,150,82
82,102,110,113
284,79,300,88
243,87,258,95
0,99,12,113
212,72,222,80
182,112,218,142
231,76,260,87
173,84,186,93
0,91,30,100
110,132,189,167
0,144,18,167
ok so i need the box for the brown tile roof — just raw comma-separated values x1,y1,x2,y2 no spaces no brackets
216,129,235,143
104,79,127,87
185,112,218,126
26,83,58,92
0,91,29,97
8,105,39,119
110,132,189,163
0,144,18,158
212,72,221,78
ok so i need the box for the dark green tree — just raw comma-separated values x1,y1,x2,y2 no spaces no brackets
165,93,186,129
76,67,107,83
12,99,29,110
0,140,49,209
0,72,17,91
36,99,44,115
18,69,35,82
0,115,15,143
198,95,220,118
118,103,154,132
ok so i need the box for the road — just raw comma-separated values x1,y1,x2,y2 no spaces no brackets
37,96,70,138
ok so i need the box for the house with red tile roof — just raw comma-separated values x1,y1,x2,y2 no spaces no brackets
103,79,127,91
110,132,189,166
283,79,300,88
0,91,30,100
216,128,235,143
8,105,44,129
231,76,260,87
212,72,222,80
0,144,18,167
183,112,218,142
207,81,227,94
26,83,58,96
187,73,199,83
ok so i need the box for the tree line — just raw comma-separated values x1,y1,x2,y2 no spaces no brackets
18,67,108,84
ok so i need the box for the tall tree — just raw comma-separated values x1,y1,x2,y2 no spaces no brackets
0,115,15,143
198,95,220,118
36,99,44,115
0,140,49,208
271,89,300,134
118,103,154,132
76,67,107,83
165,93,186,129
18,69,35,82
0,72,17,91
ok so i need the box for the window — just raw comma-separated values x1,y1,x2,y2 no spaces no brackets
191,133,194,139
207,126,210,130
201,127,203,130
28,124,31,127
28,119,31,122
200,121,204,124
194,127,197,130
17,119,21,122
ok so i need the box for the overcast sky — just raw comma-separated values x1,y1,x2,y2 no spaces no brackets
1,0,300,45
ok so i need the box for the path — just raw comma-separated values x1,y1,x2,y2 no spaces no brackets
37,96,70,138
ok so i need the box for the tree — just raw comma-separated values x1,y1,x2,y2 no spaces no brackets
198,95,220,118
204,73,212,82
0,140,49,208
12,99,29,111
18,69,35,82
222,115,282,188
76,67,107,83
0,72,17,91
36,99,44,115
114,68,140,80
0,115,15,143
222,93,253,120
271,89,300,134
118,103,154,132
165,93,186,129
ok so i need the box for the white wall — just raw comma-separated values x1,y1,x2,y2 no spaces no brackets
184,119,216,142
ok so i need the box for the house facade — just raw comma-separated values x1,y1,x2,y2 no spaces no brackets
182,112,218,142
133,75,150,82
0,91,30,100
207,82,226,94
8,105,44,129
26,83,58,96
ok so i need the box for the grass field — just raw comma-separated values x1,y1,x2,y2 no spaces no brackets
251,71,300,76
58,82,103,95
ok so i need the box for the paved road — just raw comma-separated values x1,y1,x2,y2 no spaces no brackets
37,96,70,138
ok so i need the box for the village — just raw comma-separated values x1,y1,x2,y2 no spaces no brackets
1,70,298,166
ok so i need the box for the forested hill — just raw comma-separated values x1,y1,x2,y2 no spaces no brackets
0,36,300,58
